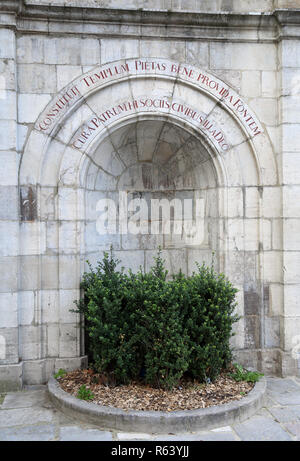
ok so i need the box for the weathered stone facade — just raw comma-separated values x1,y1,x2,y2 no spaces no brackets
1,0,300,389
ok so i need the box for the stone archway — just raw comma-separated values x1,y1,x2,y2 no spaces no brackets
18,58,279,382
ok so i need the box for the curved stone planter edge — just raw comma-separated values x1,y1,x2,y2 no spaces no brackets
48,376,267,433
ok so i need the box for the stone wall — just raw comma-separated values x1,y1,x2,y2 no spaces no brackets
0,0,300,389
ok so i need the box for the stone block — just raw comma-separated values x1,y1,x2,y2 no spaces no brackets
81,38,101,65
244,315,261,349
41,255,59,290
269,284,284,316
283,186,300,218
241,71,261,98
0,120,17,150
20,222,46,256
146,248,187,275
263,252,283,283
0,151,19,187
56,65,83,90
47,324,59,358
0,293,18,328
58,221,80,254
245,187,260,218
58,187,80,221
0,256,17,293
280,39,300,68
44,36,81,65
185,41,209,68
227,187,243,217
0,29,15,59
271,219,282,250
226,219,243,251
0,221,19,257
262,219,272,251
0,328,19,364
20,256,40,290
262,71,277,97
59,289,80,324
244,287,260,316
59,254,80,289
0,186,18,220
244,219,259,251
283,252,300,283
283,285,300,317
283,318,300,351
18,64,57,93
59,323,80,358
20,325,42,361
17,124,28,153
225,250,246,285
262,187,281,218
0,363,22,392
19,291,35,326
140,40,186,61
264,316,281,348
210,43,276,71
18,93,51,123
250,98,277,126
0,58,15,91
22,358,55,385
282,124,300,152
283,219,300,250
17,35,45,64
84,220,121,252
281,152,300,185
46,221,59,253
280,95,300,124
41,290,59,324
0,90,16,120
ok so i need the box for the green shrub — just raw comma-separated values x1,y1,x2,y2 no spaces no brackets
54,368,67,379
76,385,94,401
74,249,239,390
229,363,263,383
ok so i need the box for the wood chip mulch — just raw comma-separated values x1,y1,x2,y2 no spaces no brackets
58,368,254,412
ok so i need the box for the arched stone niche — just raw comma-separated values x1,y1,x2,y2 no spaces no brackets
18,59,279,382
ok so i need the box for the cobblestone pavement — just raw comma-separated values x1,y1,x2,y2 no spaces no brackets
0,377,300,441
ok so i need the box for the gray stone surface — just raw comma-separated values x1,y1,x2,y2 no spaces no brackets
59,426,113,441
233,412,293,441
1,0,300,389
0,424,56,441
1,389,47,409
0,377,299,441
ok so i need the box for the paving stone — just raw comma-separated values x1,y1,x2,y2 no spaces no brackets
117,432,154,440
0,407,54,428
264,394,278,407
267,378,300,394
268,406,300,423
268,391,300,406
59,426,113,441
211,425,233,432
233,415,293,441
154,431,239,441
284,422,300,438
0,424,56,441
1,390,48,409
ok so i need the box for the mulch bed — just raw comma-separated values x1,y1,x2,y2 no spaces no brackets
58,368,254,412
